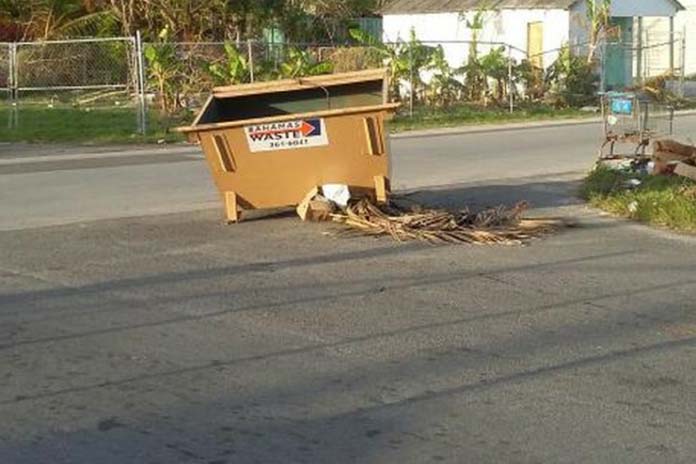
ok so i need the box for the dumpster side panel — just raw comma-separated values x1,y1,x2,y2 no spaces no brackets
198,111,391,210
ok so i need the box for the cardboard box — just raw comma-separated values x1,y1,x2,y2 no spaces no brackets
674,162,696,181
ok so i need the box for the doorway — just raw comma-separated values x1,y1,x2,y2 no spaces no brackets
527,22,544,69
605,17,633,90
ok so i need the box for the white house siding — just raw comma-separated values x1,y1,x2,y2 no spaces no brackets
499,9,570,67
642,0,696,75
568,6,590,51
382,9,569,69
675,0,696,75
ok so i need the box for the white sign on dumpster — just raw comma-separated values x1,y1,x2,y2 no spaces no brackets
245,118,329,152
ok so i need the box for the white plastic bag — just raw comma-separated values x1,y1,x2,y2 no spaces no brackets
322,184,351,208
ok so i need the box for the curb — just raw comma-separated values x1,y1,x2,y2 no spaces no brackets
390,117,600,139
0,145,200,165
390,109,696,140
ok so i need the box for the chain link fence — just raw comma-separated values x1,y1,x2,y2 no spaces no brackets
16,38,135,90
601,31,687,96
151,35,687,112
1,33,690,140
3,37,145,136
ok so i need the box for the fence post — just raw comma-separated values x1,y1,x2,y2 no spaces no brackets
135,31,147,135
9,42,18,129
636,17,644,86
680,27,686,99
247,39,255,83
408,44,414,118
599,37,606,94
669,17,675,75
507,45,513,114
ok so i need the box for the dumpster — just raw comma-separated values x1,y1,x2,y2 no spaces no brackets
177,69,399,222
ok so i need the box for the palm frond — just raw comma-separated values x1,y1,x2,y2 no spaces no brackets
331,198,567,245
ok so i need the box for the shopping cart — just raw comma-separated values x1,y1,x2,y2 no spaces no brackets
598,92,674,159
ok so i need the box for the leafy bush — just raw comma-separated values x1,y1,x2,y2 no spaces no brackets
515,60,546,101
545,46,598,107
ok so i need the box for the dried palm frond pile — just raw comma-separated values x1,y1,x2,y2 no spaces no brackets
330,198,566,245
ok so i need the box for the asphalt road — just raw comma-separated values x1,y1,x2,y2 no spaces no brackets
3,115,696,231
1,120,696,463
0,120,619,230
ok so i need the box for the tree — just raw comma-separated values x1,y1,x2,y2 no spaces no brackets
1,0,386,42
0,0,114,40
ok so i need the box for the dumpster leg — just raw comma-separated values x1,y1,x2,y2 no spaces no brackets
374,176,389,204
225,192,240,223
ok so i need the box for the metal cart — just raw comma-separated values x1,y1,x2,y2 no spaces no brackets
599,92,674,159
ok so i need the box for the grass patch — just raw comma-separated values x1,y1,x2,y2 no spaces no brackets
1,103,593,145
0,106,186,144
582,167,696,233
389,103,591,133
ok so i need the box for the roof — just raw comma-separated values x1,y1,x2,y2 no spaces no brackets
380,0,576,14
380,0,685,14
663,0,687,11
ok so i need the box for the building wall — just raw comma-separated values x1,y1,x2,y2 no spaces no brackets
569,6,590,51
675,0,696,75
642,0,696,75
567,0,688,88
382,9,569,69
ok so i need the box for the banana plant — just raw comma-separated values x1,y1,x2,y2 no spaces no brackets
425,45,464,107
278,47,333,78
205,42,251,85
479,46,510,102
459,1,494,103
586,0,612,63
349,27,407,99
144,27,184,113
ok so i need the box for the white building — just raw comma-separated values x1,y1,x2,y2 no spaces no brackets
381,0,685,88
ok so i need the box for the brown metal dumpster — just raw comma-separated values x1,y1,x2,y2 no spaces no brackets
177,69,399,222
